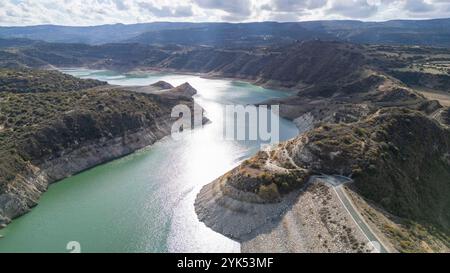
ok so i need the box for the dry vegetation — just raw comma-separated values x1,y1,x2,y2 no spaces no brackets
346,187,450,253
0,68,106,93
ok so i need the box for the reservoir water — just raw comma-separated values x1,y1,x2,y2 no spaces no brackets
0,69,299,253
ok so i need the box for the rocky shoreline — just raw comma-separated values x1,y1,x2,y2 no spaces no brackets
0,121,173,227
194,106,450,253
0,81,205,228
195,175,374,253
126,67,299,93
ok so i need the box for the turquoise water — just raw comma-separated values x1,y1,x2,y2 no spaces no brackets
0,69,299,253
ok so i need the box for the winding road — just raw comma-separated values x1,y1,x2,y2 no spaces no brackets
260,143,390,253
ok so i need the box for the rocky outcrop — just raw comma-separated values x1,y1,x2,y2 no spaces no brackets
158,82,198,100
150,81,174,90
0,120,173,226
259,71,442,132
388,70,450,93
441,107,450,126
2,39,450,100
0,80,205,228
1,41,374,91
195,108,450,250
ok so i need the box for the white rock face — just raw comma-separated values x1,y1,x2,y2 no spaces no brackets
0,83,206,229
294,112,315,134
0,118,173,227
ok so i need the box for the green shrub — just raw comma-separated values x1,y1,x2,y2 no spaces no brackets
258,183,280,201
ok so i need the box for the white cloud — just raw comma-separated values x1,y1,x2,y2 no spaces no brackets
138,1,193,17
194,0,252,16
329,0,378,18
272,0,328,12
404,0,435,13
0,0,449,26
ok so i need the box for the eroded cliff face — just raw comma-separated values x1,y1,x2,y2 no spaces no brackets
0,41,380,91
441,107,450,126
0,123,173,226
0,80,204,227
195,108,450,251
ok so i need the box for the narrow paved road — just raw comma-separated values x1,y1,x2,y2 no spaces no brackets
314,175,389,253
260,146,390,253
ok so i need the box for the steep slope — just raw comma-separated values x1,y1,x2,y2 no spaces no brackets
389,71,450,93
159,41,367,89
0,68,106,93
2,39,449,95
0,40,371,89
0,69,204,228
195,108,450,252
443,108,450,126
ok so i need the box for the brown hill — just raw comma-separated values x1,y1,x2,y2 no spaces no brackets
0,68,106,93
196,108,450,252
0,70,203,227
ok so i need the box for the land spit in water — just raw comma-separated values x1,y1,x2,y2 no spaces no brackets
195,173,377,253
0,71,205,229
0,69,299,252
195,106,450,253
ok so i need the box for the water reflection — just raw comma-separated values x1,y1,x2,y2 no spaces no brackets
0,69,298,253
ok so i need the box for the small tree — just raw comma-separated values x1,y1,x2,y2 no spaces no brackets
258,183,280,202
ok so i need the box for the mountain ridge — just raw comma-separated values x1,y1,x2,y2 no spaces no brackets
195,107,450,252
1,39,449,252
0,68,205,228
3,18,450,47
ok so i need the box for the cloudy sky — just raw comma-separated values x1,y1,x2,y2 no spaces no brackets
1,0,450,26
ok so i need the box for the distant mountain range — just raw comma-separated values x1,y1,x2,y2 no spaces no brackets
2,19,450,47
